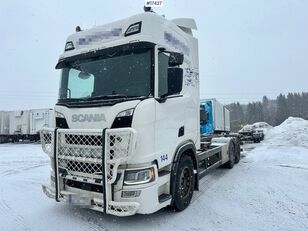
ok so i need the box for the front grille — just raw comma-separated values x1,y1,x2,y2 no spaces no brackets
41,128,136,184
65,160,102,174
65,134,102,146
57,130,104,179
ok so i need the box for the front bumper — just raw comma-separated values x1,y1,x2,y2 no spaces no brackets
40,127,142,216
42,184,140,216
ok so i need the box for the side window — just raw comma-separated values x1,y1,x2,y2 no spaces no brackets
158,52,169,97
67,69,94,98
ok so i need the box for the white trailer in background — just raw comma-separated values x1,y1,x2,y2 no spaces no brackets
9,110,30,136
30,109,55,135
40,9,241,216
224,107,230,132
0,109,54,143
0,111,8,134
212,98,225,131
0,111,10,143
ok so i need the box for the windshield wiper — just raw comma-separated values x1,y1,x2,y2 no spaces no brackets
59,94,150,103
88,94,128,100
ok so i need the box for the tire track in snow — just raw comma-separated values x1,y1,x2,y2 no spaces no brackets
0,198,30,231
191,147,252,205
65,208,107,231
192,169,228,204
0,161,48,176
277,164,308,170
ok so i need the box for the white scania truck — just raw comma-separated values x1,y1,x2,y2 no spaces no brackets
41,9,240,216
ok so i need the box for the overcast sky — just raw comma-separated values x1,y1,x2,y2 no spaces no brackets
0,0,307,110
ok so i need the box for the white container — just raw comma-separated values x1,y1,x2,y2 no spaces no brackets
2,111,10,134
211,98,225,131
205,98,231,132
224,107,230,132
9,110,30,135
30,109,54,134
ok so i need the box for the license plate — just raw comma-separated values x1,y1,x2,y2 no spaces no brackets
66,194,91,207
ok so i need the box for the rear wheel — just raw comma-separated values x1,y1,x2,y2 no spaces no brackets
173,155,195,211
225,139,235,169
234,138,241,164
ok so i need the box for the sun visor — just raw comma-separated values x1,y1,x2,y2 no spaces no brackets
171,18,197,36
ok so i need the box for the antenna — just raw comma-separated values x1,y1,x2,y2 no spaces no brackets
144,6,154,13
75,26,82,32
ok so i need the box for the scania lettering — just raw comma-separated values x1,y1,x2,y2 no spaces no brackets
71,114,106,123
41,8,241,216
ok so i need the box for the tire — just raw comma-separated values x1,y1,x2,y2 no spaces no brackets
234,138,241,164
173,155,195,211
225,139,235,169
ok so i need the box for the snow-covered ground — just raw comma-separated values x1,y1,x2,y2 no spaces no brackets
0,117,308,231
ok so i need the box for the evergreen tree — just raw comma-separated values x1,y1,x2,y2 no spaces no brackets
246,103,255,124
275,94,288,125
226,91,307,130
262,96,270,124
237,102,245,125
256,102,264,122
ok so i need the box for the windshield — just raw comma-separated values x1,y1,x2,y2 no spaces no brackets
58,48,152,101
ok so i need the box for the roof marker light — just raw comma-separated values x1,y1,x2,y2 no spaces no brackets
125,22,142,37
64,41,74,51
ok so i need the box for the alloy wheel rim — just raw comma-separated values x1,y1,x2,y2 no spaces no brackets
180,167,191,199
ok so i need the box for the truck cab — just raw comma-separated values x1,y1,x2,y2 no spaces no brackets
41,11,239,216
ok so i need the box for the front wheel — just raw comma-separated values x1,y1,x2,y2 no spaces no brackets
172,155,195,211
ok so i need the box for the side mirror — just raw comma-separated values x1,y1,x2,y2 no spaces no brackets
168,52,184,66
167,67,183,96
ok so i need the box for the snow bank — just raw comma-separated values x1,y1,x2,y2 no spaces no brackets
265,117,308,147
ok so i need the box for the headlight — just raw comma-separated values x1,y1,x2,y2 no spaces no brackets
123,167,155,186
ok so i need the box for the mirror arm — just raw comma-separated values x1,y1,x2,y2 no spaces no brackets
160,92,169,98
156,97,167,103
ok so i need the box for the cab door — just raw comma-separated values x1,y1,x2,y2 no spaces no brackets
154,51,187,168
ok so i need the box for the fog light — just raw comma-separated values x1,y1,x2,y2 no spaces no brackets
121,190,141,198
